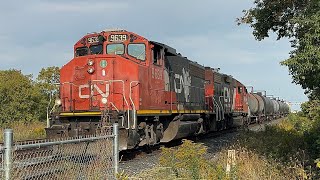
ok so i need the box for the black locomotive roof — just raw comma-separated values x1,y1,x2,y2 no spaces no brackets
150,41,177,55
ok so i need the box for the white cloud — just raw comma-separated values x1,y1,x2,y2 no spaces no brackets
0,41,72,74
0,0,307,104
34,1,129,13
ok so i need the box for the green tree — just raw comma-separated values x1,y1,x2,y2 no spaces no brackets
301,100,320,120
238,0,320,99
36,66,60,96
36,66,60,125
0,70,44,124
238,2,320,170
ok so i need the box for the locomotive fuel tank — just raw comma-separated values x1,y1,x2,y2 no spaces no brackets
161,114,203,143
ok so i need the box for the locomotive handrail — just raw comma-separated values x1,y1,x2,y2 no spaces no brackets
60,81,130,117
110,102,119,112
130,81,140,129
212,97,218,120
59,82,75,111
218,96,225,120
92,80,131,129
119,115,125,127
213,98,220,121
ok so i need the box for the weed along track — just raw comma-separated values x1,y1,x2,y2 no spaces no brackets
0,118,284,179
119,118,284,176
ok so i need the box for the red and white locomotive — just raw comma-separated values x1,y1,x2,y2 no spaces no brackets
46,29,289,150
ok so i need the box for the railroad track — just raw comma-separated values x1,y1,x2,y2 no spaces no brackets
119,118,286,175
0,118,284,178
120,127,240,161
120,118,285,161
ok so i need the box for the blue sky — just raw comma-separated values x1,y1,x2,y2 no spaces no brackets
0,0,307,110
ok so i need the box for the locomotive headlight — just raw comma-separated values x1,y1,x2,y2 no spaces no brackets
55,99,62,106
101,97,108,104
87,67,95,74
87,59,94,66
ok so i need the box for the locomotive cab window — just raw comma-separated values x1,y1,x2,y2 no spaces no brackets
152,47,162,65
238,87,242,93
128,43,146,61
106,44,124,55
90,44,103,55
75,47,89,57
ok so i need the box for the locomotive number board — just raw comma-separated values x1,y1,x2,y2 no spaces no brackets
87,36,99,44
109,34,127,42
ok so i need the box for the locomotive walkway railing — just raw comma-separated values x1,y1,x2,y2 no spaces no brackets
0,123,119,180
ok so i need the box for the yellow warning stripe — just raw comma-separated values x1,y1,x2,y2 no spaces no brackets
60,110,209,117
60,112,102,116
137,110,209,114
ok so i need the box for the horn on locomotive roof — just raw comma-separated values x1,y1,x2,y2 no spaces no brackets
102,28,127,32
213,68,220,72
246,86,254,93
87,32,98,35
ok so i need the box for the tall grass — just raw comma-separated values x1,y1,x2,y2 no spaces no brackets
133,140,307,180
0,121,46,142
233,115,318,179
133,115,319,179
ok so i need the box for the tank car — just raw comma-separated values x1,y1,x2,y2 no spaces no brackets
271,99,280,118
247,89,290,122
247,93,265,123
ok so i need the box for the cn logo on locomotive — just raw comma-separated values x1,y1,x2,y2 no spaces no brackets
174,68,191,102
79,84,110,99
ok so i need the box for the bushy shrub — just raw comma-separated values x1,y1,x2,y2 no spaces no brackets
158,139,225,180
301,100,320,121
284,114,313,133
238,114,319,178
0,70,47,124
136,140,307,179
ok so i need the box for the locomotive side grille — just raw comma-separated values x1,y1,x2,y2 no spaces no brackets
189,63,205,79
214,73,222,84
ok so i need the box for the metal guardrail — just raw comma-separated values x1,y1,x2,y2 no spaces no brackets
1,123,119,180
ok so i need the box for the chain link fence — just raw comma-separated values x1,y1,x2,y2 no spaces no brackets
0,123,119,180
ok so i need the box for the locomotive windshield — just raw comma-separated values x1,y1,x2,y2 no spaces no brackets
90,44,103,55
75,47,89,57
106,43,124,55
128,43,146,61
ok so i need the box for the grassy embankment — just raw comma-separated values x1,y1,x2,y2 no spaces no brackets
127,114,320,179
0,115,319,179
0,121,46,142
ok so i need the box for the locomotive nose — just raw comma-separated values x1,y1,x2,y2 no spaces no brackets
64,56,116,111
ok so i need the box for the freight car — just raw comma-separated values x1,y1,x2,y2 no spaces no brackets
247,91,290,123
46,29,289,150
